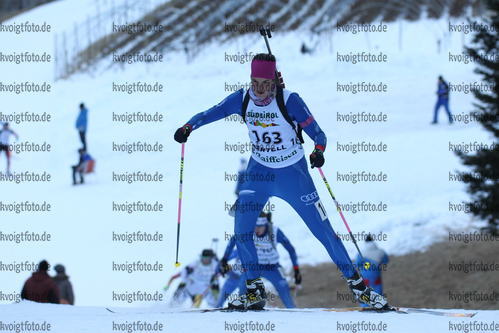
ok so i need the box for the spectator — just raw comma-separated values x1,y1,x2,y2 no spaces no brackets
432,76,452,124
300,43,312,54
76,103,88,151
21,260,60,304
72,148,93,185
52,264,74,305
0,122,19,175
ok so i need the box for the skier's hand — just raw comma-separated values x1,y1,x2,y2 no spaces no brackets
309,147,324,169
294,268,302,285
219,258,229,277
178,282,186,290
174,124,192,143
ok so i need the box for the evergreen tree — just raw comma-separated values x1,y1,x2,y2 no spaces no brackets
457,0,499,235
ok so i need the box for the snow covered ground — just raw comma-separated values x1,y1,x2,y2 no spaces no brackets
1,1,497,331
0,301,494,333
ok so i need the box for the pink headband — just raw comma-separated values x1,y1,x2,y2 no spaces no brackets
251,59,276,80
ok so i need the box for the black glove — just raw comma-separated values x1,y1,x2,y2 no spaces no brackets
294,268,302,285
178,282,186,290
210,274,220,291
309,147,324,169
174,124,192,143
219,258,229,277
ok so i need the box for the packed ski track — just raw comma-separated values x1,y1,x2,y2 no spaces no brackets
1,1,497,332
0,302,494,332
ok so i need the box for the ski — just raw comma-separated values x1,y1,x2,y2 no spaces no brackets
322,306,477,317
105,307,268,314
394,307,477,318
106,306,477,317
194,306,401,314
184,307,268,313
322,307,404,314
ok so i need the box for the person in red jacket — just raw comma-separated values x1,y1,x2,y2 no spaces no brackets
21,260,60,304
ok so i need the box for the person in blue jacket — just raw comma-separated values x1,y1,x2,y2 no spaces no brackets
217,211,301,308
432,76,452,124
76,103,88,151
355,234,389,307
174,53,388,310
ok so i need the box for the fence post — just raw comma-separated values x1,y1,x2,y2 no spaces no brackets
54,33,58,81
74,23,80,70
87,16,92,69
63,31,69,79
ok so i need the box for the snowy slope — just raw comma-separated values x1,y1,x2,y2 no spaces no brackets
1,0,496,325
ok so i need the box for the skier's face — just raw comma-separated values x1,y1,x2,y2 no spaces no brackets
251,77,273,99
201,257,211,265
254,225,266,236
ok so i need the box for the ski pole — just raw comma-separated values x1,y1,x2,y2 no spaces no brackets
191,273,221,308
175,143,185,268
317,167,370,270
164,272,181,292
211,238,219,258
293,284,301,300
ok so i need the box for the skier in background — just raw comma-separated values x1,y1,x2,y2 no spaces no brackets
218,211,301,308
0,122,19,175
174,53,388,310
76,103,88,151
355,234,389,307
170,249,220,308
432,76,452,124
215,249,242,308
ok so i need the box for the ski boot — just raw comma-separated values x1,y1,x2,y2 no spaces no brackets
228,277,267,310
345,271,388,309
